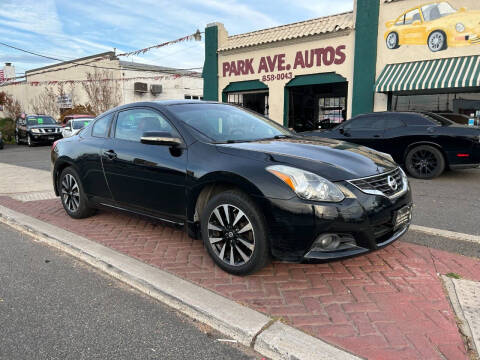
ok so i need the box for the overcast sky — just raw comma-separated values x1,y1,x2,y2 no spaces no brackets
0,0,353,76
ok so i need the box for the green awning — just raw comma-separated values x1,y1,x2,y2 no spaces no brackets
223,80,268,93
375,55,480,93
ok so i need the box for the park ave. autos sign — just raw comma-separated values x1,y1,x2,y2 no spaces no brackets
221,45,347,82
57,95,72,108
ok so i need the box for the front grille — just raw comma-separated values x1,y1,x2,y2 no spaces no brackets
348,168,405,198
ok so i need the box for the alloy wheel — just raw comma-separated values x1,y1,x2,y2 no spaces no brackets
410,149,438,177
207,204,255,266
386,33,398,49
27,135,32,146
15,134,19,144
61,174,80,213
429,32,445,52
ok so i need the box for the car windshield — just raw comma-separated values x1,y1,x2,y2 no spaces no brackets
27,116,56,126
73,119,93,130
169,103,292,143
422,3,456,21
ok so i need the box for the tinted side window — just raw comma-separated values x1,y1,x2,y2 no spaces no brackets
345,116,384,130
92,113,113,138
385,118,405,129
114,108,176,142
403,115,434,126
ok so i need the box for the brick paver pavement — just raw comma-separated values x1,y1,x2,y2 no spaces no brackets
2,196,479,360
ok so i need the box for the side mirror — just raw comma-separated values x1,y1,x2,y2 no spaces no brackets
141,131,182,146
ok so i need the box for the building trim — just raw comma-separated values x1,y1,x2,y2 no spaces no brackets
203,24,219,101
26,51,116,74
351,0,380,116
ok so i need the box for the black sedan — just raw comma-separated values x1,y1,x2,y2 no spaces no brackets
51,101,412,275
302,112,480,179
15,115,63,147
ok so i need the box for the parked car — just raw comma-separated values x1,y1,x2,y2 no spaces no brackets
52,101,412,275
16,115,63,147
62,118,94,138
0,130,3,150
301,112,480,179
438,113,479,126
61,114,95,127
15,115,63,147
385,2,480,52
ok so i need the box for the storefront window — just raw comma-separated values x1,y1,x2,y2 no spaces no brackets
392,92,480,118
227,91,269,116
288,82,348,132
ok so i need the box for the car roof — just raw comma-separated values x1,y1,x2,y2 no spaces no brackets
65,114,94,118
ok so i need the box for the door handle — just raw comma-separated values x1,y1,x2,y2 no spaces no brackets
103,150,117,160
373,134,381,138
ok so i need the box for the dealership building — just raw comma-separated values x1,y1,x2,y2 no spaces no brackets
203,0,480,130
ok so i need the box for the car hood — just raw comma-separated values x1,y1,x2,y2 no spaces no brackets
216,137,397,181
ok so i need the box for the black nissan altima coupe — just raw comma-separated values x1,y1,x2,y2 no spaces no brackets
51,101,412,275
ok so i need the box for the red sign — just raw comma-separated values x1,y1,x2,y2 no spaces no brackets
222,45,346,79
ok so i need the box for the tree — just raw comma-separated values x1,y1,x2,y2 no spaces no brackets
31,82,78,120
82,70,121,115
0,91,22,119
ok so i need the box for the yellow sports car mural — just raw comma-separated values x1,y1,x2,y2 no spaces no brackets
384,1,480,52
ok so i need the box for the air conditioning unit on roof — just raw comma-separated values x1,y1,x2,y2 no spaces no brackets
134,82,148,93
150,84,163,95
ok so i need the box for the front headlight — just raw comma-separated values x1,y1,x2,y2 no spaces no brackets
31,129,41,134
456,23,465,33
267,165,345,202
377,151,395,163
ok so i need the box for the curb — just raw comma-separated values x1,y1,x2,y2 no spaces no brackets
0,205,361,360
442,276,480,359
411,225,480,244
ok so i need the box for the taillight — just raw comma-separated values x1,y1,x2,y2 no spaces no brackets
52,140,60,151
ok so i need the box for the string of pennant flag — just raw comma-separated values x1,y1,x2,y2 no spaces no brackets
4,73,197,87
0,30,204,83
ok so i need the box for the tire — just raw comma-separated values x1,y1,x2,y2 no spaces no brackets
15,133,20,145
405,145,445,179
201,190,270,275
27,134,33,147
428,31,447,52
59,167,95,219
386,32,400,49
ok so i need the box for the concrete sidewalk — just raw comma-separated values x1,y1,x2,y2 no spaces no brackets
0,194,478,359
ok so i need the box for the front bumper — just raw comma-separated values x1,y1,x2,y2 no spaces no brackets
259,181,413,262
30,132,63,143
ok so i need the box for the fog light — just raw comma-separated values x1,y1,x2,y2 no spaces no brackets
310,234,357,253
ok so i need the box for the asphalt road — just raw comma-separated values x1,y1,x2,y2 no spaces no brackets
0,143,51,171
0,222,259,360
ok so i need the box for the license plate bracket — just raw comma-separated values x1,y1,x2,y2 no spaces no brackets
393,206,412,230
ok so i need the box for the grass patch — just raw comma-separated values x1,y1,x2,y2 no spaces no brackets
445,272,462,279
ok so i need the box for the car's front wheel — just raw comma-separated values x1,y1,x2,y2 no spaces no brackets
15,133,20,145
201,190,270,275
405,145,445,179
27,135,33,147
386,32,400,49
59,167,95,219
428,31,447,52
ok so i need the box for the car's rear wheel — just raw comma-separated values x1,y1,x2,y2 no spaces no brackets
15,133,20,145
59,167,95,219
428,31,447,52
201,190,270,275
386,32,400,49
405,145,445,179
